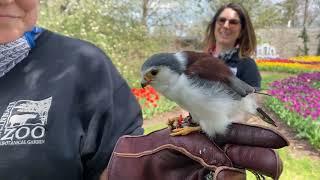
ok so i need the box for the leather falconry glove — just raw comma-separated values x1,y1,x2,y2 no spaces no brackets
105,122,289,180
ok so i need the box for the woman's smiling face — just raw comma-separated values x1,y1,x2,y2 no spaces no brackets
0,0,39,43
214,8,242,49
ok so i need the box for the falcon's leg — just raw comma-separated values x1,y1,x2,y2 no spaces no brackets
170,126,201,136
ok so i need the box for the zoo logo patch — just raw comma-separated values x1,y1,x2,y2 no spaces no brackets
0,97,52,146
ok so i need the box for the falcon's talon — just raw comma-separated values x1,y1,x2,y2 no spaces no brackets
170,126,201,136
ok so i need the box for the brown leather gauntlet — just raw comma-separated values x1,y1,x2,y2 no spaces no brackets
105,123,289,180
106,128,245,180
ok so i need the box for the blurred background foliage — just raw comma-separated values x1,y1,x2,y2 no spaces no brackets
38,0,320,87
39,0,175,87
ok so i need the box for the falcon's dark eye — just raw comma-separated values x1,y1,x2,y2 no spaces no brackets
150,69,159,76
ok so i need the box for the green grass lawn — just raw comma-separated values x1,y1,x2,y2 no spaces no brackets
144,123,167,134
274,148,320,179
144,124,320,179
247,147,320,179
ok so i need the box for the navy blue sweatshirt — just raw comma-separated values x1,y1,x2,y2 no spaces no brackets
0,30,143,180
224,52,261,89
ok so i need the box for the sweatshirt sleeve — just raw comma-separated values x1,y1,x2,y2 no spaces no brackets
237,58,261,90
76,45,143,180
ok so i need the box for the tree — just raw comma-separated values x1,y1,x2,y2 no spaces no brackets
298,26,309,55
317,34,320,55
38,0,175,86
207,0,283,28
278,0,299,27
139,0,205,34
278,0,320,27
306,0,320,26
298,0,310,55
142,0,149,27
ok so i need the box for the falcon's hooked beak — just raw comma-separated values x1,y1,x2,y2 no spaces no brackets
141,78,151,88
141,69,159,88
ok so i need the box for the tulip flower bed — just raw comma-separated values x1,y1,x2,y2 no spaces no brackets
256,56,320,73
290,56,320,62
266,72,320,148
131,86,177,119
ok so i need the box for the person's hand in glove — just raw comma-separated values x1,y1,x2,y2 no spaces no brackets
104,122,289,180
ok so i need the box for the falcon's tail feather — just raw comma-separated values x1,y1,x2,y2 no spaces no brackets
254,89,272,96
254,92,272,96
256,107,277,127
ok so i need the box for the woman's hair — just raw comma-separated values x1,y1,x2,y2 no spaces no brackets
204,3,256,58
